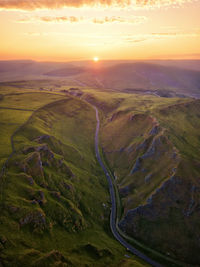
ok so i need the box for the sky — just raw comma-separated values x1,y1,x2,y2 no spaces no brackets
0,0,199,61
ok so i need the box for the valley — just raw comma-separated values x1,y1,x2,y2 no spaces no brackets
0,60,200,266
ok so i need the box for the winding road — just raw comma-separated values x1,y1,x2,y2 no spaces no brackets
93,105,163,267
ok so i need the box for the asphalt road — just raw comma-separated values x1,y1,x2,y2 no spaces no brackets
93,105,163,267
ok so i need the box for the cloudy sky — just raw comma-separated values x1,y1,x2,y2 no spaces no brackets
0,0,199,61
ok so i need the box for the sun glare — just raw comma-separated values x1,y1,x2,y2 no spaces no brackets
93,57,99,62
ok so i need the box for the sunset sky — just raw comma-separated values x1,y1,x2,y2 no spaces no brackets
0,0,199,61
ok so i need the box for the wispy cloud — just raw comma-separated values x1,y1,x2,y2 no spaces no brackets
17,15,147,25
22,30,200,47
40,16,79,23
0,0,195,11
18,16,80,23
92,16,147,24
124,31,200,43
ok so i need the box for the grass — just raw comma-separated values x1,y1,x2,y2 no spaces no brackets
91,89,200,264
99,141,184,267
2,79,200,265
0,90,67,171
0,109,32,169
0,83,148,266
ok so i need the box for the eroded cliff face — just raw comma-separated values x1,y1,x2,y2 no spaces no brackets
101,99,200,264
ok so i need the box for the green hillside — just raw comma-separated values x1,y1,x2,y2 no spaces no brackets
97,91,200,265
0,86,148,266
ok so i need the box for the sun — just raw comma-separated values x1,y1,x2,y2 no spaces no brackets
93,57,99,62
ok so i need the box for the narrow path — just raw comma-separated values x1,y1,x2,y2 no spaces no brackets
93,105,163,267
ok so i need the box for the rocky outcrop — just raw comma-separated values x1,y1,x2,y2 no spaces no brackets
130,133,175,175
119,167,200,263
20,152,45,185
6,135,84,236
130,157,142,174
20,142,74,184
19,210,46,232
101,102,200,263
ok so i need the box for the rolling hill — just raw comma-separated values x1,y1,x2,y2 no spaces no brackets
0,86,148,266
1,61,200,266
0,60,200,100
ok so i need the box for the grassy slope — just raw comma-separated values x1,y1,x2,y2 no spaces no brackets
0,85,147,266
0,89,67,170
82,89,200,264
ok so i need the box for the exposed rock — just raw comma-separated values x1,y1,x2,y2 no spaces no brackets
56,160,74,178
141,137,160,159
34,135,51,144
20,152,44,182
144,173,152,183
119,172,200,263
23,146,35,154
149,125,160,135
61,182,74,192
26,175,34,185
136,137,151,151
36,144,54,161
19,210,46,230
37,190,46,205
183,184,200,217
130,157,142,174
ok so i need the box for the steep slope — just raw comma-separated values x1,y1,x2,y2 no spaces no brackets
101,97,200,265
0,94,147,266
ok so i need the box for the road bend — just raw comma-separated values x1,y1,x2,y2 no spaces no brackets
93,105,163,267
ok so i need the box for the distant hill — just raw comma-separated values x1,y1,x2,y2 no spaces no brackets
75,62,200,97
0,60,200,98
0,60,73,81
45,66,86,77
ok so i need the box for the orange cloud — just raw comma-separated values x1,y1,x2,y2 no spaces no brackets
17,15,147,24
17,16,80,23
92,16,147,24
0,0,195,10
40,16,79,23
